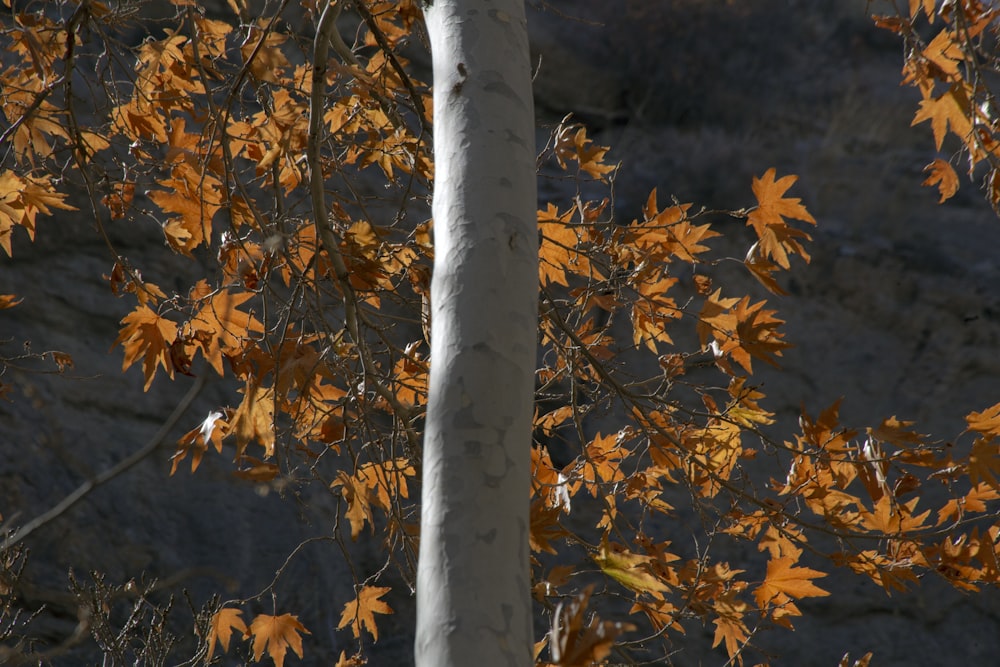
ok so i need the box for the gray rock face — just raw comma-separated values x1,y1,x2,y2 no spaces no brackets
4,1,1000,665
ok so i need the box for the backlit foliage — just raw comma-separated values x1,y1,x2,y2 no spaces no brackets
874,0,1000,208
3,1,1000,665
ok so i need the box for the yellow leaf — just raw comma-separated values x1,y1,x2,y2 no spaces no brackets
753,556,830,609
337,585,393,641
248,613,310,667
593,541,670,593
206,607,247,662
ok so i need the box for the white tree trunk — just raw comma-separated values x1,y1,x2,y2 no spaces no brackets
415,1,537,665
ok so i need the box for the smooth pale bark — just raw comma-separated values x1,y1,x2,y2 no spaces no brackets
415,1,537,666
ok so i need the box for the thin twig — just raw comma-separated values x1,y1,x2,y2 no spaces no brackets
2,376,206,550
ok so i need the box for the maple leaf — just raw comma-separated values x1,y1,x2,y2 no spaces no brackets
753,556,830,609
711,592,750,662
531,501,570,553
746,168,815,269
229,382,276,458
249,613,309,667
535,405,575,437
909,0,934,18
698,290,789,373
356,458,417,511
337,586,393,641
0,294,22,309
732,297,790,372
631,273,680,352
185,288,264,375
839,652,874,667
240,22,291,84
937,483,1000,526
583,432,628,493
0,171,77,256
922,158,959,202
150,166,223,255
334,651,366,667
965,401,1000,437
968,437,1000,490
171,409,227,475
552,118,616,180
912,83,973,151
206,607,247,662
869,415,924,447
538,204,598,286
860,495,930,534
331,469,374,539
114,304,178,390
744,241,788,295
922,29,964,82
593,540,670,593
548,586,634,665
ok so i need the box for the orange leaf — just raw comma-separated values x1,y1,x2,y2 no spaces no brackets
744,241,788,295
331,470,374,540
240,23,291,84
248,613,310,667
206,607,247,662
912,84,973,151
538,204,599,287
171,409,227,475
186,288,263,375
113,304,178,390
337,585,393,641
968,437,1000,490
0,294,22,309
229,383,276,458
922,29,964,81
710,599,749,660
746,168,815,269
753,556,830,609
922,158,959,202
548,586,634,665
0,171,77,256
909,0,934,18
966,401,1000,437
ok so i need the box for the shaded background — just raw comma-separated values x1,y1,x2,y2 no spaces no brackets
4,0,1000,664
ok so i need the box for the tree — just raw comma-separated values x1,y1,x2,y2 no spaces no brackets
415,0,537,665
3,1,1000,666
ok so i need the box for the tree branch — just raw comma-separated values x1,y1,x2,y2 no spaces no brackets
2,376,206,550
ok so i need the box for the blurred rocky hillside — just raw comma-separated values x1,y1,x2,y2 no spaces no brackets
4,1,1000,665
